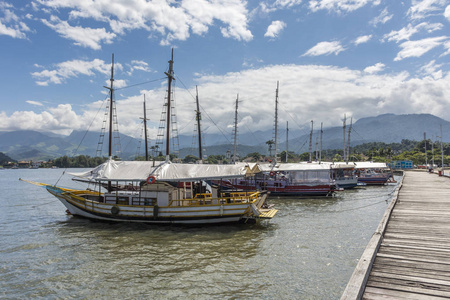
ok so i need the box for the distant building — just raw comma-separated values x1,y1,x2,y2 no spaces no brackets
391,160,413,169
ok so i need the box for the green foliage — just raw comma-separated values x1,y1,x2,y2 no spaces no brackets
0,152,16,164
183,155,199,163
205,155,228,164
53,155,108,168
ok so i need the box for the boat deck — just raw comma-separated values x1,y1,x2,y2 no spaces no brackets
341,170,450,299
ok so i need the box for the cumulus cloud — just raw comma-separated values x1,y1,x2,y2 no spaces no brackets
445,5,450,20
394,36,448,61
302,41,345,56
0,3,31,39
364,63,385,74
419,60,443,79
264,20,286,38
370,7,393,26
26,100,44,106
36,0,253,44
408,0,448,20
5,63,449,138
308,0,374,13
354,35,372,45
383,22,444,43
31,58,118,86
41,15,116,50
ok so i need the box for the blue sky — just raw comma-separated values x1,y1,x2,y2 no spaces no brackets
1,0,449,142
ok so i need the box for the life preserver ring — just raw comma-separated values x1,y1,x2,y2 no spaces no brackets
269,171,275,176
111,205,120,215
147,176,156,184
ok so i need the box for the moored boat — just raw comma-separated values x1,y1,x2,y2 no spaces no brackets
212,162,336,197
21,50,277,224
354,161,395,185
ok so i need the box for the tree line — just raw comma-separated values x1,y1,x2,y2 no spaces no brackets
3,138,450,168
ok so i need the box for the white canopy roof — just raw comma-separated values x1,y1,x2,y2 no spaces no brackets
256,162,331,172
354,161,389,169
69,160,249,182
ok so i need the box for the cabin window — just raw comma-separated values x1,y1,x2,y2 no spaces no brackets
117,197,129,205
144,198,156,206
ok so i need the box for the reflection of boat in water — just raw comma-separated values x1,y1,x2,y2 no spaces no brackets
354,162,395,185
212,162,336,197
21,50,277,225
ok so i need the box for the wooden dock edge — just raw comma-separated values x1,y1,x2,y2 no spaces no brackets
340,172,404,300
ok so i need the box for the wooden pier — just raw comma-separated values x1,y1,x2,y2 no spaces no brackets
342,170,450,299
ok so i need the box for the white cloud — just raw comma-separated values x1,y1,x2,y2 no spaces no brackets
31,58,118,86
26,100,44,106
37,0,253,44
445,5,450,20
127,60,152,76
364,63,385,74
309,0,374,13
383,22,444,43
0,4,31,39
408,0,448,20
41,16,116,50
302,41,345,56
6,63,449,137
354,35,372,45
264,20,286,38
419,60,443,79
370,7,393,26
394,36,448,61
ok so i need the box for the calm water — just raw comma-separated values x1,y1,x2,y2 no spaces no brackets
0,169,400,299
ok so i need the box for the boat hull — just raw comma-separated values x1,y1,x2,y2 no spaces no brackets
46,186,275,224
212,180,333,197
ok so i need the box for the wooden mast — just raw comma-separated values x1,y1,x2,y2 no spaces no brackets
274,81,279,163
143,95,149,161
232,94,239,163
195,86,203,163
164,49,174,160
103,54,115,192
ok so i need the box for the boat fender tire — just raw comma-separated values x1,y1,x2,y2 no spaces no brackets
147,176,156,184
111,205,120,215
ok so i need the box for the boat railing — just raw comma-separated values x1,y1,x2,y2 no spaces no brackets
169,191,261,206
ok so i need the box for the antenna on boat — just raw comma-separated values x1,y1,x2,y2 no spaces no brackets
195,86,203,163
164,49,175,161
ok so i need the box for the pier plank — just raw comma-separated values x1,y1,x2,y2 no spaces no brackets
342,171,450,299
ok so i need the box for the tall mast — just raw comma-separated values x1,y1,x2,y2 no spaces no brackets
343,114,347,162
164,49,174,160
346,117,352,163
103,54,114,193
274,81,279,162
232,94,239,163
108,54,114,158
195,86,203,163
309,120,313,162
143,95,149,161
285,121,289,163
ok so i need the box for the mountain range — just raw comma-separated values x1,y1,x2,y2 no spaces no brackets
1,113,449,161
